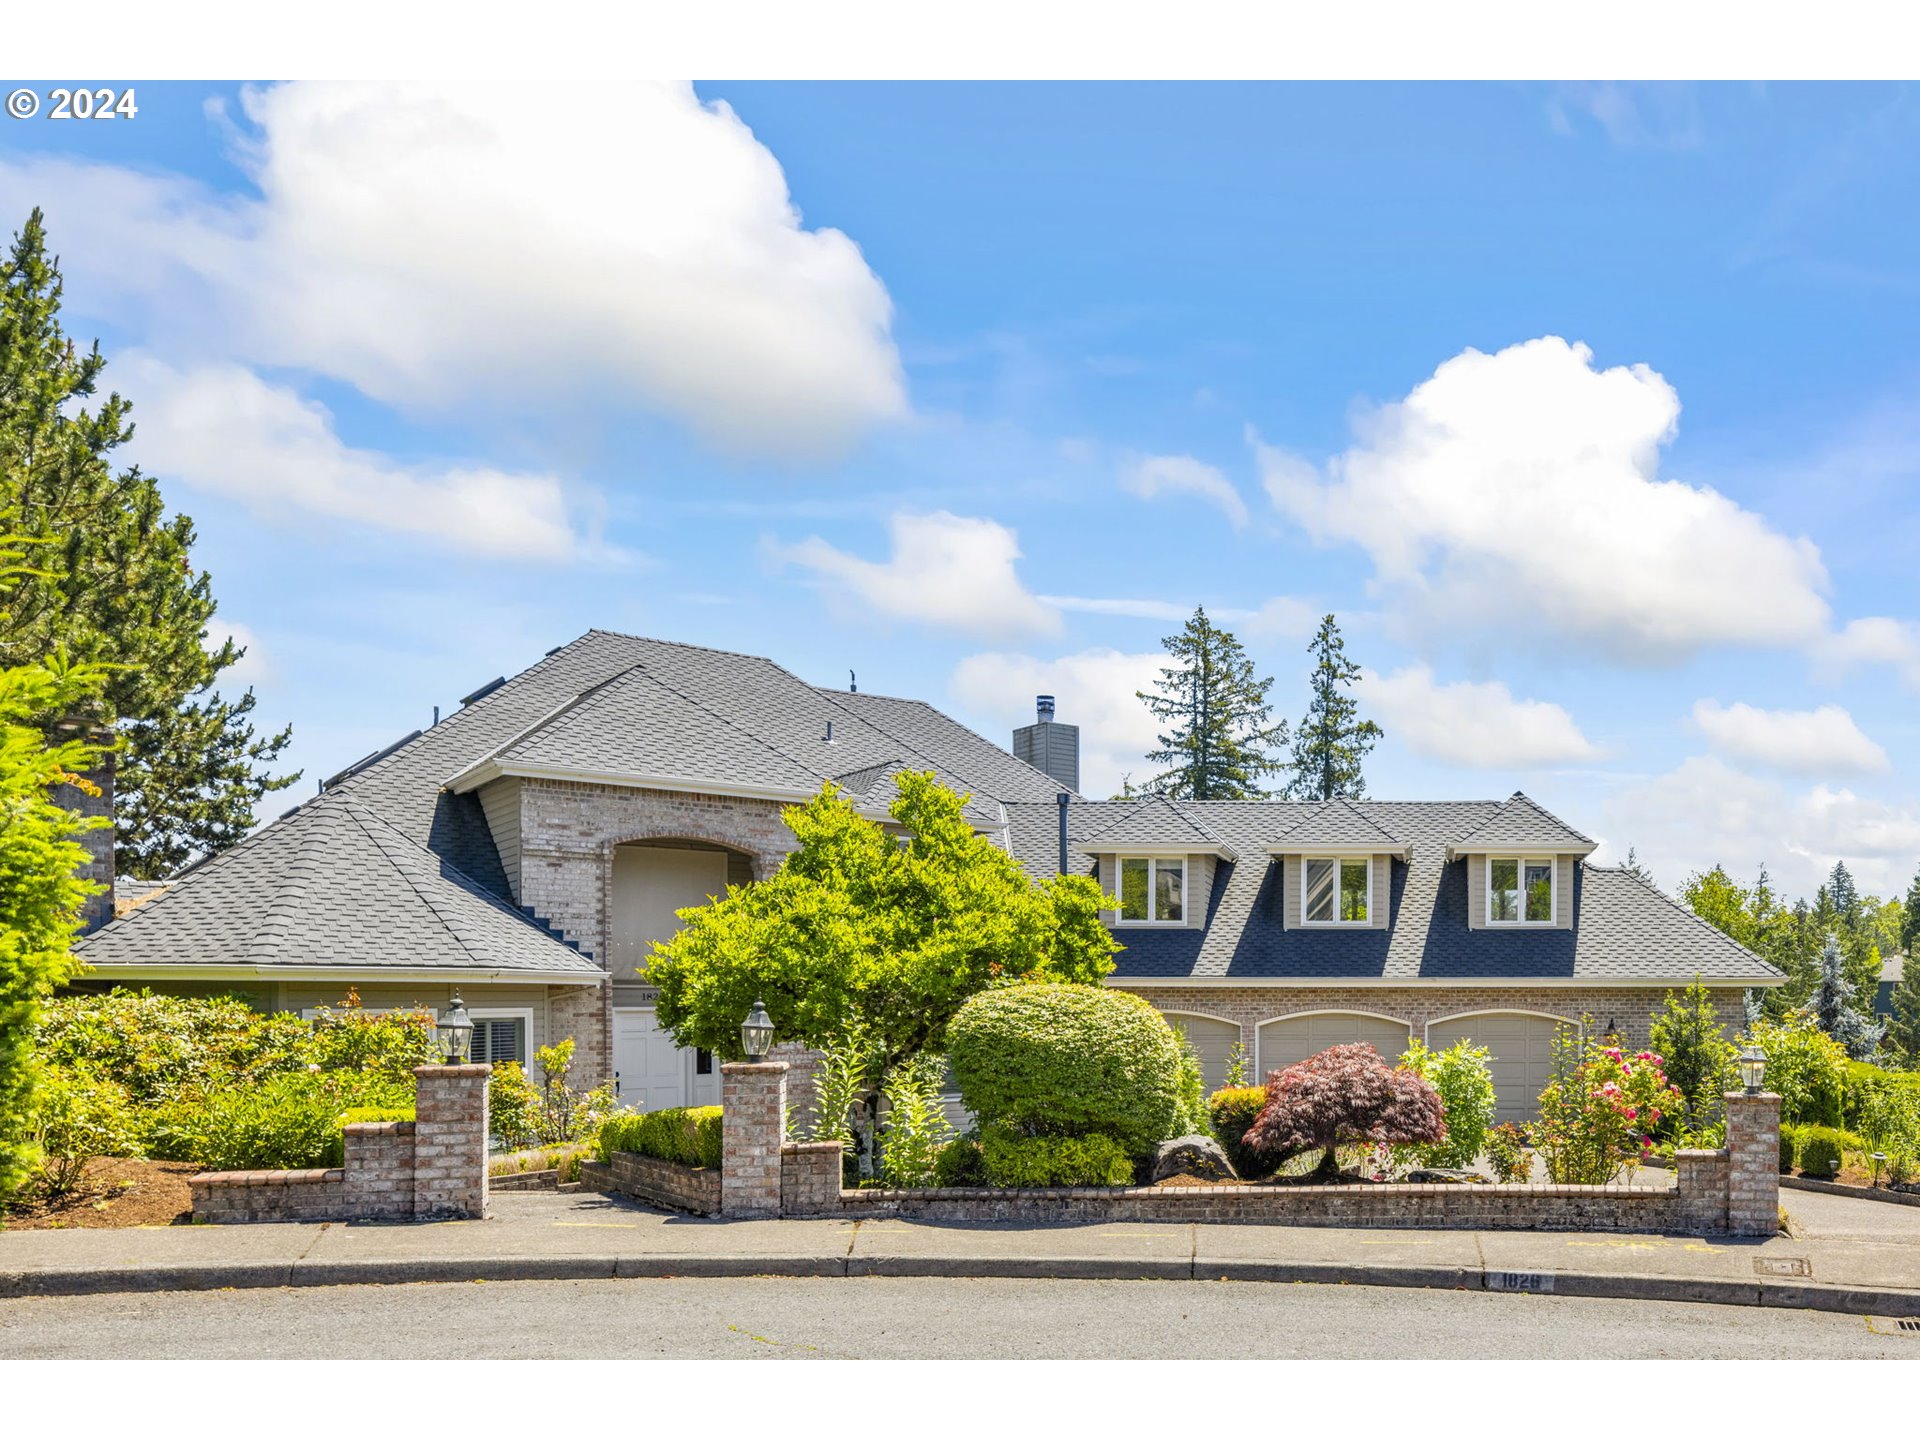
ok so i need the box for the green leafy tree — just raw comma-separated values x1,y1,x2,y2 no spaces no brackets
1282,613,1383,801
1649,978,1736,1133
1136,606,1289,799
647,772,1117,1170
1680,865,1755,950
0,209,295,877
0,652,109,1201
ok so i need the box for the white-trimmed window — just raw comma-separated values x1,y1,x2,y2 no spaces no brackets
1116,856,1185,924
1488,857,1555,925
1302,856,1371,925
470,1009,533,1066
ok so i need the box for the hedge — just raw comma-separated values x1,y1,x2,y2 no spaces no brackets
947,984,1184,1153
149,1070,415,1171
1207,1085,1269,1177
598,1106,723,1170
977,1126,1134,1187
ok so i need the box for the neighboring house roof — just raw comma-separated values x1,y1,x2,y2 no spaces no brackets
1271,797,1406,855
1075,794,1237,859
78,629,1065,977
1883,951,1906,984
1003,798,1782,987
1447,792,1596,856
77,793,602,979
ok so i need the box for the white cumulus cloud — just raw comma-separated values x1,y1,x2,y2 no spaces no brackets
776,511,1061,639
949,648,1166,798
1599,755,1920,898
1255,336,1832,662
13,80,904,458
1690,699,1889,775
1829,616,1920,688
1357,664,1601,769
122,355,581,560
1121,454,1249,528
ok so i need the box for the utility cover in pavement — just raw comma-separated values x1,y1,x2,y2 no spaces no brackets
1754,1257,1812,1277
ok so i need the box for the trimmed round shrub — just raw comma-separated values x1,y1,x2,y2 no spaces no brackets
1208,1085,1269,1176
947,984,1184,1153
1779,1123,1801,1175
1797,1126,1850,1178
933,1134,988,1187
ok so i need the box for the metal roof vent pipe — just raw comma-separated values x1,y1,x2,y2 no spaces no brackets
1056,791,1070,875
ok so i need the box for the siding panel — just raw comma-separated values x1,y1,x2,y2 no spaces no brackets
476,778,523,904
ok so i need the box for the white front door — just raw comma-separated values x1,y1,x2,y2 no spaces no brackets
613,1008,724,1111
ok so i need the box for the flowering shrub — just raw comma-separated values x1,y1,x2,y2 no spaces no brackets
1532,1033,1682,1185
1242,1045,1445,1180
1482,1122,1531,1183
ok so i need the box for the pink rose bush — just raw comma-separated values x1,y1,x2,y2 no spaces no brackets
1533,1039,1684,1185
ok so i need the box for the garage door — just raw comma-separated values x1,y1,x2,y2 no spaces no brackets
1257,1013,1411,1077
1163,1013,1242,1093
1426,1012,1575,1124
612,1009,719,1111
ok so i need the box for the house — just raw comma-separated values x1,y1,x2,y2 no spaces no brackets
1001,792,1784,1122
72,628,1783,1122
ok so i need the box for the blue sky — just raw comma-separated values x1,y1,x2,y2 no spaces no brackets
5,79,1919,899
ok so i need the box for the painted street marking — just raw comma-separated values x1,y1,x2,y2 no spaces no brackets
554,1221,641,1229
1487,1271,1555,1293
1755,1256,1812,1277
1567,1239,1670,1251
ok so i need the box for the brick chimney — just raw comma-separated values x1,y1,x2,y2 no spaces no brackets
49,719,115,934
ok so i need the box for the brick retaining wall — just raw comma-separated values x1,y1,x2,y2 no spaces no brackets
580,1152,722,1214
190,1167,349,1223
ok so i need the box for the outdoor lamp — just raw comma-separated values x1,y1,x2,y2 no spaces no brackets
1736,1043,1767,1095
741,998,775,1060
437,990,474,1064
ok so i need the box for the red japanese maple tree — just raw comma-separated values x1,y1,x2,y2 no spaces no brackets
1242,1043,1446,1180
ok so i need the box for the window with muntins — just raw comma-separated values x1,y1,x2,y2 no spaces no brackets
1488,857,1554,924
1303,857,1370,924
1116,856,1185,924
471,1017,527,1066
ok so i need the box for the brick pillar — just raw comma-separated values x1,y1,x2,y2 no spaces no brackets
721,1061,786,1217
48,721,114,935
1725,1090,1781,1238
413,1063,491,1220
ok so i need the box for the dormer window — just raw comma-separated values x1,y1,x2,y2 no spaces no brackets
1117,856,1185,925
1489,857,1554,925
1303,856,1370,925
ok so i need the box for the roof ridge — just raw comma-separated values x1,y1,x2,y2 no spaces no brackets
341,801,500,967
813,686,1074,800
242,801,338,964
625,665,833,792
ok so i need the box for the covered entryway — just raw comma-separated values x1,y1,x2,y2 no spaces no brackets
1163,1012,1242,1093
612,1008,720,1111
1256,1012,1411,1077
1426,1011,1575,1124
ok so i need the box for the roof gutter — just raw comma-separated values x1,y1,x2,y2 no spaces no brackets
72,963,610,986
1105,974,1787,989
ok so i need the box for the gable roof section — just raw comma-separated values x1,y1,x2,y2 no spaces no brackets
76,794,603,979
1270,797,1407,855
1002,797,1779,986
1075,794,1237,859
1448,792,1596,856
821,689,1069,802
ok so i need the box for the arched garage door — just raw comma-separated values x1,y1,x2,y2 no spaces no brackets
1257,1012,1412,1078
1163,1013,1241,1094
1426,1012,1576,1125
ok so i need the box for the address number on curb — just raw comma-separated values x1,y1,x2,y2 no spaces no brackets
1488,1271,1555,1293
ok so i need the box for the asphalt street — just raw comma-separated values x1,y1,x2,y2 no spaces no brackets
2,1275,1916,1359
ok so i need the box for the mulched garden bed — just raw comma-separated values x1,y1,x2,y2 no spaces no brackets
1,1158,197,1230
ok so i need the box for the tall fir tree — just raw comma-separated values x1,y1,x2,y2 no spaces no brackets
1136,606,1290,799
1901,866,1920,961
1828,861,1860,928
1619,846,1657,888
1812,933,1885,1060
1281,613,1383,801
1887,953,1920,1067
0,209,297,877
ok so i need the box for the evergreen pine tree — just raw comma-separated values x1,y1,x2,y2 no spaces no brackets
1136,606,1290,800
1887,953,1920,1067
0,208,296,876
1620,846,1657,887
1649,977,1737,1133
1281,613,1383,801
1901,866,1920,961
1828,862,1860,928
1812,933,1885,1060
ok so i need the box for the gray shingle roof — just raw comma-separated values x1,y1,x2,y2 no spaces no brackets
1005,798,1781,986
81,629,1061,975
1272,797,1405,852
77,794,602,977
1450,792,1596,853
1076,795,1235,857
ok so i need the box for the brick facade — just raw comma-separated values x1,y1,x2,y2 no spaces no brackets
1119,983,1747,1063
720,1061,787,1217
413,1064,490,1219
780,1142,844,1215
1725,1091,1781,1237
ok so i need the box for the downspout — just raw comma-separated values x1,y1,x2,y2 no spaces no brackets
1057,790,1070,875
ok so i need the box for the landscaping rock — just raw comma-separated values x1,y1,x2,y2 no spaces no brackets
1404,1168,1488,1185
1153,1135,1238,1183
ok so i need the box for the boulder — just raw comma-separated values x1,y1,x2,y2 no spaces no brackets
1153,1135,1239,1183
1403,1167,1488,1185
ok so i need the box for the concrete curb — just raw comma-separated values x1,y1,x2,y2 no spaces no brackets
7,1251,1920,1316
1781,1175,1920,1208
